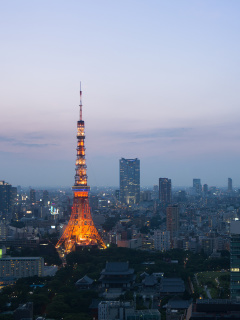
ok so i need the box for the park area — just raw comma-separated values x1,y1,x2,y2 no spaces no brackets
194,271,230,299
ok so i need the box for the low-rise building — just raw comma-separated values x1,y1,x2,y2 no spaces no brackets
0,257,44,279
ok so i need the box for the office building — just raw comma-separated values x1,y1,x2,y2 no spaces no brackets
203,184,208,195
154,230,170,252
193,179,202,194
228,178,233,192
159,178,171,204
230,220,240,299
152,184,159,200
42,190,49,206
120,158,140,205
0,257,44,279
0,181,15,214
29,189,36,204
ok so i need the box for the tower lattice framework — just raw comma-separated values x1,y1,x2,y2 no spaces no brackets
56,85,106,254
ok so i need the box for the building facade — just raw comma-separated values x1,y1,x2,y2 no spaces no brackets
193,179,202,195
0,257,44,279
154,229,171,252
230,220,240,299
120,158,140,205
159,178,171,205
0,181,16,214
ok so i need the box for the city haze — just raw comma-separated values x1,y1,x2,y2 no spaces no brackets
1,1,240,187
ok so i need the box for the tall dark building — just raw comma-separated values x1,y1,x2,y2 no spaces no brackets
203,184,208,195
120,158,140,205
228,178,233,192
42,190,49,206
159,178,171,204
230,220,240,299
0,181,14,214
29,189,36,204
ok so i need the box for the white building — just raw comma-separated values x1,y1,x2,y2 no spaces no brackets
154,230,170,252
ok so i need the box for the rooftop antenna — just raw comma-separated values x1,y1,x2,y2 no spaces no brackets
79,81,82,121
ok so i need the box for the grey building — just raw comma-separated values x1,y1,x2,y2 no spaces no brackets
193,179,201,195
159,178,172,205
120,158,140,205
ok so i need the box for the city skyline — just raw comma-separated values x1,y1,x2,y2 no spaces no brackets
1,1,240,187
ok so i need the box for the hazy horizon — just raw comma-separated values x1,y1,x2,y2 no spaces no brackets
1,1,240,187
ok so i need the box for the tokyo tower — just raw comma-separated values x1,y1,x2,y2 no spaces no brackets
56,85,106,254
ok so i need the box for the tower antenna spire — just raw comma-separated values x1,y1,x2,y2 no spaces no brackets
79,81,82,121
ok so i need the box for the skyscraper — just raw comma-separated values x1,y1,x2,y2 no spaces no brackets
193,178,202,195
159,178,171,205
0,181,14,214
230,220,240,299
203,184,208,195
228,178,233,192
29,189,36,204
120,158,140,205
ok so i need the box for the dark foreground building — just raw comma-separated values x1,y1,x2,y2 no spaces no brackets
186,299,240,320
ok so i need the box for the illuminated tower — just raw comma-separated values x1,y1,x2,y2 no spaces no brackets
56,85,106,254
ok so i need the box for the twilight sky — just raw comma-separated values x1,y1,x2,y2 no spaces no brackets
1,1,240,188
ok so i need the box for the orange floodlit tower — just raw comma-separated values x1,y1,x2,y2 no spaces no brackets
56,85,106,254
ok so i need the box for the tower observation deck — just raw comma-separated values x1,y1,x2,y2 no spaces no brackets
56,85,106,254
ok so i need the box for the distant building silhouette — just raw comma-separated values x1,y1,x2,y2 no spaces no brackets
29,189,36,204
0,181,16,214
228,177,233,192
193,179,201,195
159,178,171,204
203,184,208,195
120,158,140,205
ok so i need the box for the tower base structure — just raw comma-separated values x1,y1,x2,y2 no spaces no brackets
56,193,106,254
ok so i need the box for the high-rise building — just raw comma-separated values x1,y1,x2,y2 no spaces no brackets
166,205,179,245
152,185,159,200
0,181,15,214
193,178,202,194
159,178,171,204
230,220,240,299
29,189,36,204
119,158,140,205
203,184,208,195
56,85,106,254
42,190,49,206
228,178,233,192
